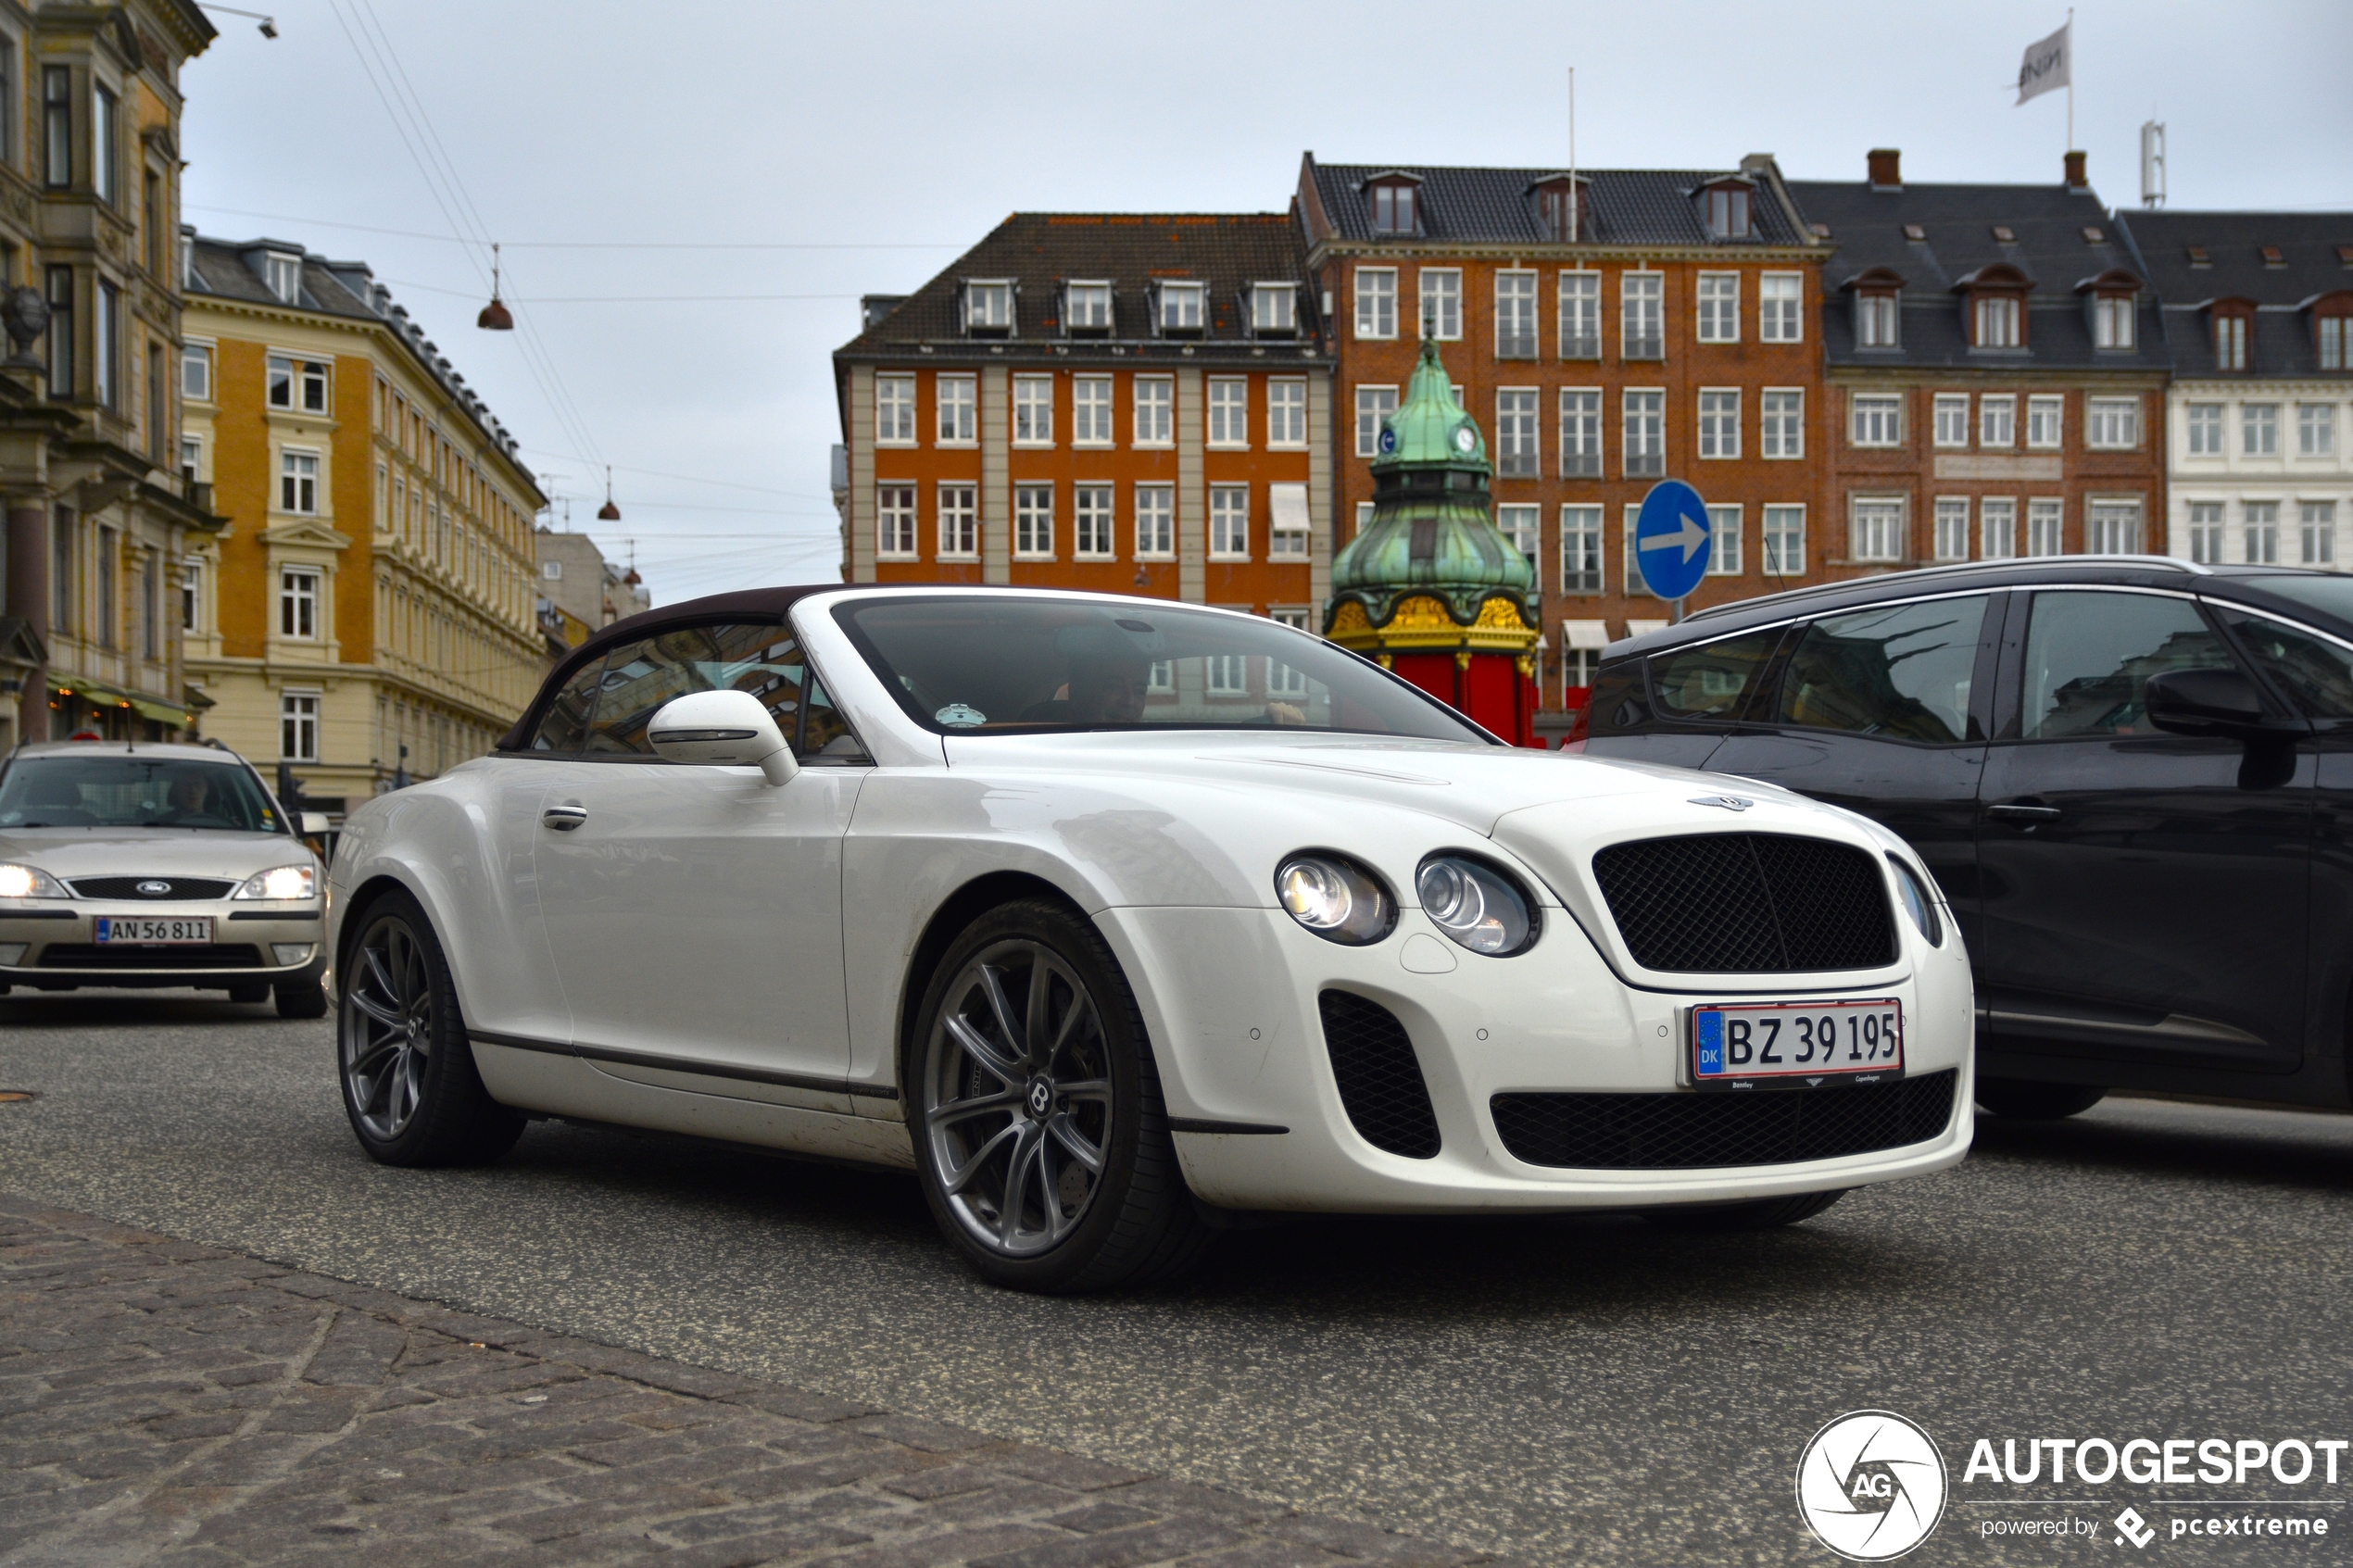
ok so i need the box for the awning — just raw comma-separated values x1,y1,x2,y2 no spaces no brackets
1268,483,1310,533
1623,620,1670,639
128,694,192,726
1559,619,1611,650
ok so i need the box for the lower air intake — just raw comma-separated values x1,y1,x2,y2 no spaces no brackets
1318,990,1441,1160
1491,1070,1957,1170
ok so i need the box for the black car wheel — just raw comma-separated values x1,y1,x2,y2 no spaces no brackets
1976,1079,2107,1120
1643,1188,1849,1232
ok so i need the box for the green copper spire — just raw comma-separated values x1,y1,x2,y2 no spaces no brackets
1371,338,1490,472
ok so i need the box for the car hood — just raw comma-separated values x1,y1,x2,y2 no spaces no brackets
0,828,314,885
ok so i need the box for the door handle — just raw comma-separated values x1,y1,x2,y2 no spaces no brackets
1986,802,2061,822
541,804,588,832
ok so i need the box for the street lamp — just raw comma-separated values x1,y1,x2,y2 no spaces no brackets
198,5,278,38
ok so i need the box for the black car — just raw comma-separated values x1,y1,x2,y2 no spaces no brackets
1577,556,2353,1120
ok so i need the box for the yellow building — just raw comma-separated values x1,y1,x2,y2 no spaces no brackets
180,234,547,811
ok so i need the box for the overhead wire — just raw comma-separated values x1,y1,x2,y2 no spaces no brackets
182,204,957,251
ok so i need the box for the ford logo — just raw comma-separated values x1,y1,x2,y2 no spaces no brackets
136,880,171,896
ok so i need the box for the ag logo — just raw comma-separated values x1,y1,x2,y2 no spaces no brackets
1794,1410,1947,1561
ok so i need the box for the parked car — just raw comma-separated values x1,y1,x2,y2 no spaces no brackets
0,741,330,1015
324,585,1971,1292
1578,556,2353,1121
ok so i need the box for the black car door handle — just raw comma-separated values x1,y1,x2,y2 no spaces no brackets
541,804,589,832
1986,802,2061,822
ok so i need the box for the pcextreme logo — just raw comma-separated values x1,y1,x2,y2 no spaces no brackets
1795,1410,1950,1561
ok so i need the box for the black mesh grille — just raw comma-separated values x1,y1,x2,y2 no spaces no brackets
1591,833,1894,972
38,944,265,971
67,876,237,901
1491,1070,1957,1170
1318,991,1441,1160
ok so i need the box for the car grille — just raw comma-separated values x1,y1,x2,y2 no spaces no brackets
38,944,265,971
1590,833,1894,972
1317,990,1441,1160
1491,1069,1957,1170
66,876,237,901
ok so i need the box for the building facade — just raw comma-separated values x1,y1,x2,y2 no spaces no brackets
834,213,1334,635
1298,152,1835,735
535,525,646,646
1788,150,2170,584
181,234,546,810
2117,210,2353,571
0,1,220,751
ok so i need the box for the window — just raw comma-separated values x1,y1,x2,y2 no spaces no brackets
1621,273,1662,358
965,281,1013,332
1266,379,1306,447
876,485,916,558
94,282,117,407
1704,185,1750,238
1158,282,1203,334
2187,501,2224,564
936,374,975,445
2021,593,2233,740
1014,484,1054,558
281,693,320,761
91,82,118,203
1134,377,1172,445
1354,385,1397,457
280,450,319,513
1209,485,1249,560
266,355,328,413
1705,505,1743,575
1371,182,1416,235
1780,596,1988,743
1934,497,1970,561
261,251,300,306
1495,270,1537,358
2214,312,2246,370
1065,281,1112,332
936,483,976,558
1695,273,1739,343
181,343,211,401
40,64,65,186
1496,389,1539,476
1763,506,1806,576
145,343,166,462
2027,395,2064,449
181,560,199,633
1759,273,1802,343
42,265,69,397
1134,484,1174,558
1751,388,1803,460
2245,500,2280,564
1075,485,1114,559
2095,295,2135,349
279,568,320,639
1930,395,1969,448
1979,395,2016,448
1072,376,1114,445
1354,268,1396,339
2085,397,2138,449
1650,630,1778,722
1265,609,1312,696
1206,653,1248,696
875,374,914,445
1418,269,1460,340
2299,403,2336,457
1974,295,2020,348
2086,498,2142,554
1851,394,1903,447
182,436,201,482
1491,504,1540,578
1559,389,1601,476
1268,483,1310,558
2302,501,2337,566
1856,293,1898,348
2187,402,2223,456
1622,390,1663,477
1982,497,2018,559
1013,375,1053,445
1697,389,1739,459
1207,378,1248,447
1251,283,1295,334
1561,506,1603,593
1559,271,1601,358
2027,498,2066,557
2244,404,2280,456
1850,497,1905,562
2319,316,2350,370
50,509,72,633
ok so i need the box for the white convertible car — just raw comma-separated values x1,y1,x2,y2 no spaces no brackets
326,585,1972,1291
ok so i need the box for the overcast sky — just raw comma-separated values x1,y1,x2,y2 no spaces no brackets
180,0,2353,608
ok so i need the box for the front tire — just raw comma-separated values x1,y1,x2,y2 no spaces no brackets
1976,1079,2107,1120
337,892,523,1167
1643,1188,1848,1232
908,898,1210,1293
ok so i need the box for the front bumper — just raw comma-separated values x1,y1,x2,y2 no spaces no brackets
0,903,326,989
1097,903,1975,1214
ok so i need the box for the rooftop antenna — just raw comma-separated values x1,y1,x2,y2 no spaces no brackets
2140,120,2167,208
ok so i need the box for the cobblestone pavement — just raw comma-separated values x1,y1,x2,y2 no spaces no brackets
0,1198,1507,1568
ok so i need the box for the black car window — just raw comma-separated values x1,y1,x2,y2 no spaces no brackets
1646,630,1779,723
531,657,607,754
2022,592,2236,740
2219,608,2353,718
580,622,820,758
1778,596,1987,744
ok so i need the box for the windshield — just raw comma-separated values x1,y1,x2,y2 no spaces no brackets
2237,575,2353,630
0,756,285,833
835,596,1491,743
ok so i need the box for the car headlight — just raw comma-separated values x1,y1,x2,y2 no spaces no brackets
233,864,316,901
1275,854,1396,945
1887,854,1943,947
0,863,66,899
1416,854,1538,956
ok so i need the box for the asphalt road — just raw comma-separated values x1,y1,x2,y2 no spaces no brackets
3,990,2349,1566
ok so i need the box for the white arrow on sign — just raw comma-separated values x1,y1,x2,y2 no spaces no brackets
1640,510,1709,564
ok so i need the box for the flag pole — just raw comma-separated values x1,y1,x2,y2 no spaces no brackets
2066,7,2075,154
1567,67,1578,244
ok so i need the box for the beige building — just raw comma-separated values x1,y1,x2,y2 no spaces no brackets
535,525,646,645
180,233,547,809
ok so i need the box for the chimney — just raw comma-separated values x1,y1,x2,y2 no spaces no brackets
2063,150,2088,190
1868,148,1901,191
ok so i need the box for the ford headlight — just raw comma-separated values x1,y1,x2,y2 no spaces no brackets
1416,854,1538,956
1275,854,1396,945
0,862,66,899
1887,854,1943,947
233,864,316,901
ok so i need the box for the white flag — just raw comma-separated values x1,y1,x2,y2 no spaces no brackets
2017,21,2070,105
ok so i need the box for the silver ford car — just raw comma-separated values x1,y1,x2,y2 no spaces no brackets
0,741,329,1014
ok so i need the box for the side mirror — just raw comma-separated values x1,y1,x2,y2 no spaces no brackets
298,812,332,835
648,689,798,785
2144,667,2282,742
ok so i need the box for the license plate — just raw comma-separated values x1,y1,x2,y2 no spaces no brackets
1690,998,1903,1089
94,916,213,946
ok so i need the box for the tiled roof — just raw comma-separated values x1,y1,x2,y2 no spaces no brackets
2117,210,2353,377
1306,160,1808,248
1789,180,2169,371
833,212,1319,358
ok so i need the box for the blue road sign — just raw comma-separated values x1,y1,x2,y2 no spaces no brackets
1634,480,1711,602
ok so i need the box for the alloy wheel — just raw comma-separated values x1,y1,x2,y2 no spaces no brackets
341,914,434,1141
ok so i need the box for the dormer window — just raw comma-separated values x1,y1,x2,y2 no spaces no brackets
2095,295,2135,349
2211,302,2253,370
1703,183,1750,239
1856,293,1898,347
1975,296,2020,347
1250,282,1296,335
2311,295,2351,370
264,252,300,305
1530,176,1583,242
1157,281,1204,334
1064,281,1112,335
1365,175,1419,236
1960,265,2031,350
964,280,1013,334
